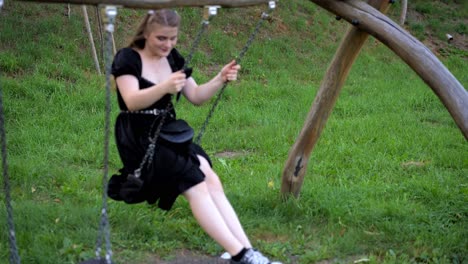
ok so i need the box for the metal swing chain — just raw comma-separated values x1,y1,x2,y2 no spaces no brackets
184,6,219,70
0,75,21,264
93,6,117,264
195,1,276,145
1,3,20,264
175,6,218,103
133,6,219,178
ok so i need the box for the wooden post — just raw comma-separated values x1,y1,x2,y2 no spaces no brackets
67,4,71,17
82,5,102,75
400,0,407,25
281,0,391,198
95,6,104,65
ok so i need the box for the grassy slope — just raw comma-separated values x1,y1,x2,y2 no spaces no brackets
0,1,467,263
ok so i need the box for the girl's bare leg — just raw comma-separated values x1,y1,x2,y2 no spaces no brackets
183,182,244,255
197,156,252,249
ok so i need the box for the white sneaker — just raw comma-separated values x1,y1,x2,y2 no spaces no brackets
230,248,282,264
221,252,231,260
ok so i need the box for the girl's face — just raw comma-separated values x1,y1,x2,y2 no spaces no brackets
144,24,178,58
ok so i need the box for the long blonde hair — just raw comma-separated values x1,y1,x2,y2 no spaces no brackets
129,9,181,49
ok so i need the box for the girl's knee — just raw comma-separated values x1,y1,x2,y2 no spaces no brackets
183,181,210,201
198,155,224,191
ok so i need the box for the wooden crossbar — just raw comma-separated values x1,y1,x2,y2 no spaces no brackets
19,0,273,8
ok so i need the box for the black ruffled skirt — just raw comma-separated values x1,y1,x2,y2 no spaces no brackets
108,113,211,211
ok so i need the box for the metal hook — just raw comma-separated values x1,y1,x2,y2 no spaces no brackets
269,1,277,10
203,5,220,23
103,5,118,33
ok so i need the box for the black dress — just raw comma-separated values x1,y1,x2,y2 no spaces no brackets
107,47,211,211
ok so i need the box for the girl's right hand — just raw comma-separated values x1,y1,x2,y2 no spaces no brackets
163,71,187,95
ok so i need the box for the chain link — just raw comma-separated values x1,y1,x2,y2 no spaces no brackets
185,20,210,68
0,5,22,261
137,12,213,173
93,6,118,264
0,72,21,263
176,14,213,102
195,8,274,145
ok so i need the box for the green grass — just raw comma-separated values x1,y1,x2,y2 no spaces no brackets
395,0,468,42
1,1,467,263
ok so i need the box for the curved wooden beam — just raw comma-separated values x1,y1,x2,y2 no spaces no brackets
282,0,467,197
19,0,273,8
309,0,468,139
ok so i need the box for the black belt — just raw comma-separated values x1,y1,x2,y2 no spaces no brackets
121,108,172,117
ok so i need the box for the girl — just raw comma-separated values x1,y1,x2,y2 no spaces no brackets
107,9,281,264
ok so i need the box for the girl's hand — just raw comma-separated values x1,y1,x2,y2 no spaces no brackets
220,60,241,82
162,70,187,94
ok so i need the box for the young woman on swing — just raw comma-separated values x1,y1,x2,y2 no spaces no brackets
107,9,282,264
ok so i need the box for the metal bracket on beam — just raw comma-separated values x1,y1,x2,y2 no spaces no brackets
203,5,220,24
103,5,118,33
268,0,276,9
260,1,276,19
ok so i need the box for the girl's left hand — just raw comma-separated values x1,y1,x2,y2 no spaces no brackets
220,60,241,82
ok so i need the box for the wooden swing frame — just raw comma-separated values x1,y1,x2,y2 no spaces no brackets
16,0,468,198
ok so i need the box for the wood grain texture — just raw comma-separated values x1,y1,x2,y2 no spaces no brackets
281,0,392,198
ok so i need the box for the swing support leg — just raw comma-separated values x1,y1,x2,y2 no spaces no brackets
281,0,391,198
82,5,102,75
282,0,468,197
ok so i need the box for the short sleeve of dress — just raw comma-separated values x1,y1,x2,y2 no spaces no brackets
112,48,141,78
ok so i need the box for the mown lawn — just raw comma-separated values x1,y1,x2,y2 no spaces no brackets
0,1,466,263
